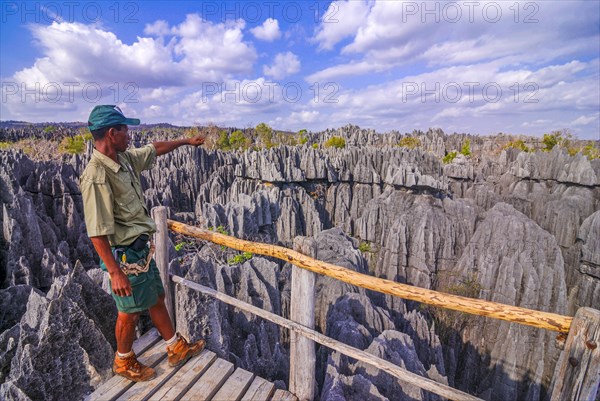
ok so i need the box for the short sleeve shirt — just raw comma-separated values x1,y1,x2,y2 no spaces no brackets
80,144,157,246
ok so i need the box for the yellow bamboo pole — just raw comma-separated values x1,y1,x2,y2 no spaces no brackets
168,220,573,333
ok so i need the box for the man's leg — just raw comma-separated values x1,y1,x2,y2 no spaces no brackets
116,311,140,353
148,294,175,340
148,295,205,367
113,310,156,382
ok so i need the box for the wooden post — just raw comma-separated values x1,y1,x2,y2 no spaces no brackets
289,240,316,400
550,307,600,401
152,206,175,328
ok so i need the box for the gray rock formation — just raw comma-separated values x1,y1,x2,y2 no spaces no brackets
446,203,567,400
0,262,116,401
571,211,600,312
175,252,289,385
1,125,598,401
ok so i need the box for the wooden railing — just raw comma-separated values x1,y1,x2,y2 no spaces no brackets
151,207,600,401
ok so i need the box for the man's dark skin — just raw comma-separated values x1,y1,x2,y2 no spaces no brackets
90,124,205,353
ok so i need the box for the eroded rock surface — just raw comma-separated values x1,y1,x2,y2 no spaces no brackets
1,126,598,401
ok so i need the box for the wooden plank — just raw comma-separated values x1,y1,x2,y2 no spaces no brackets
88,340,166,401
132,329,161,356
240,377,275,401
116,345,184,401
153,350,217,401
180,358,235,401
211,367,255,401
87,329,162,401
172,276,484,401
153,206,175,326
271,389,298,401
550,307,600,401
289,262,316,401
168,219,572,333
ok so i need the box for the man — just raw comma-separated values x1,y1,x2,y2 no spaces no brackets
80,105,205,382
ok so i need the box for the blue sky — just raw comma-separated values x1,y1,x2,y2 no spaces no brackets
1,0,599,139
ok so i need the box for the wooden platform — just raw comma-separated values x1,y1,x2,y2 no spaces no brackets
87,329,298,401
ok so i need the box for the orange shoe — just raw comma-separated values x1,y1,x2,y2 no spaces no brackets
112,352,156,382
167,335,206,367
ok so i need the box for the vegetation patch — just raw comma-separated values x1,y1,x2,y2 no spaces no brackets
59,135,87,154
358,241,371,253
324,136,346,149
228,251,254,265
460,139,471,157
256,122,274,149
397,136,422,149
298,129,308,145
581,142,600,160
503,139,531,152
208,225,229,250
442,151,457,164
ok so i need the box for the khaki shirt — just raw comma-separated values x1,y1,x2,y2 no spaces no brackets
80,145,157,246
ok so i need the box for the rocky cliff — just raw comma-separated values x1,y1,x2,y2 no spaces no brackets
0,126,598,400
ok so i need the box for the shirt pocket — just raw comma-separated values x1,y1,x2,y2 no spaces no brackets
114,171,143,219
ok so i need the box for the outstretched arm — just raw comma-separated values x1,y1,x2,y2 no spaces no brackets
153,134,205,156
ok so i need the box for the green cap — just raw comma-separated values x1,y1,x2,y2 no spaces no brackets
87,105,141,131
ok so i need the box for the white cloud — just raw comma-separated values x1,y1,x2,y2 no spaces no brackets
263,52,300,80
521,120,553,127
313,0,372,51
297,59,600,139
2,16,259,123
571,114,598,126
172,15,256,81
310,1,600,79
306,60,383,83
290,110,320,123
11,16,256,89
250,18,281,42
144,20,170,36
1,1,598,141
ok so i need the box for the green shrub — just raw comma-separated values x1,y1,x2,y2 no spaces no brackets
358,241,371,253
227,251,253,265
78,127,93,141
174,241,189,252
397,136,422,149
208,225,229,250
298,129,308,145
442,151,457,164
59,135,86,154
503,139,531,152
312,143,319,149
542,132,562,151
582,142,600,160
230,130,251,150
256,123,274,149
0,141,11,150
324,136,346,149
216,130,231,150
460,139,471,157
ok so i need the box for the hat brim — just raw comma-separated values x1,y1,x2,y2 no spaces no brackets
123,118,141,126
